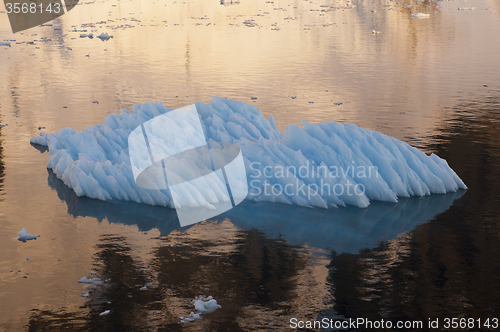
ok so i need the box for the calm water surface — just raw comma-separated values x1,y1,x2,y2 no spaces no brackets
0,0,499,330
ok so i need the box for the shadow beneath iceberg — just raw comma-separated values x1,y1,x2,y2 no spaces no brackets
48,169,465,253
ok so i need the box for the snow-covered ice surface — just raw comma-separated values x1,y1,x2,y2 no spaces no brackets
31,98,466,210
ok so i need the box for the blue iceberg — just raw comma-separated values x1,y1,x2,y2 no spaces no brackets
31,97,466,209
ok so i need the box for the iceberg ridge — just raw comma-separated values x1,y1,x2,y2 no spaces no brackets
30,97,466,209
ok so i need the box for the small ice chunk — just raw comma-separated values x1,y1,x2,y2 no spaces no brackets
0,42,11,47
411,13,430,18
26,257,31,260
140,282,153,290
18,228,39,242
291,96,297,99
92,101,99,104
90,270,97,275
180,312,201,323
97,33,112,40
78,276,102,283
251,97,257,100
193,295,222,313
82,292,90,297
372,30,380,34
99,310,111,316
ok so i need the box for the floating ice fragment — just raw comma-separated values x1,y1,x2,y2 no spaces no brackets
458,7,476,10
92,101,99,104
180,312,201,323
82,292,90,297
80,33,93,38
220,0,240,5
180,295,221,323
243,20,258,27
193,295,222,313
411,13,430,18
26,257,31,260
78,276,102,283
18,228,39,242
97,33,113,40
99,310,111,316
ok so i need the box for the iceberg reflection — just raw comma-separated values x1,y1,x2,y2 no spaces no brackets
48,169,464,253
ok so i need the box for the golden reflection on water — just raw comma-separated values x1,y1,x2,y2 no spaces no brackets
1,0,499,140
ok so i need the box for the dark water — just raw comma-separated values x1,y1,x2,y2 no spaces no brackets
1,0,500,330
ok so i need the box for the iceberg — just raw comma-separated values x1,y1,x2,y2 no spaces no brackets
31,98,466,210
